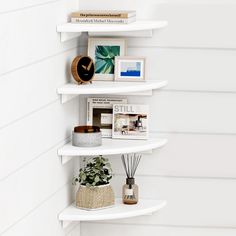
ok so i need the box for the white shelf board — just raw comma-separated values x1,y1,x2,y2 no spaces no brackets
59,198,166,228
58,80,167,104
58,137,167,164
57,20,168,42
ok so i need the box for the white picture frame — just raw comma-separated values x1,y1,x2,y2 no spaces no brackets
115,56,146,82
112,104,149,140
88,38,127,81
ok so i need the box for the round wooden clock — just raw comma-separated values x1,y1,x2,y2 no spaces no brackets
71,56,95,84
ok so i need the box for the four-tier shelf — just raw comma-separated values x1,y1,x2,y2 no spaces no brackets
57,19,168,229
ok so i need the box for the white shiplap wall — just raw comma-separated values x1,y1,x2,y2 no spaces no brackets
0,0,80,235
78,0,236,236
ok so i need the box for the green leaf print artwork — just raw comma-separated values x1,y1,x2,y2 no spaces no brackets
95,45,120,74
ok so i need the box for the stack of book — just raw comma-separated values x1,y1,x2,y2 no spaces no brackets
71,10,136,24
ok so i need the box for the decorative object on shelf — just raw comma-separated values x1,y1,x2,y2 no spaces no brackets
88,38,127,81
71,10,136,18
70,10,136,24
71,10,136,24
115,56,146,82
71,55,95,84
112,104,149,140
87,97,127,138
121,153,141,204
72,17,136,24
73,156,115,210
72,125,102,147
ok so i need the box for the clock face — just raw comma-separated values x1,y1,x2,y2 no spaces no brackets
77,57,95,82
71,56,95,84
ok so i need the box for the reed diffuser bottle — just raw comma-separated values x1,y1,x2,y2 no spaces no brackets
121,154,141,205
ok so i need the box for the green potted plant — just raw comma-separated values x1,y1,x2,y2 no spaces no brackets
73,156,115,210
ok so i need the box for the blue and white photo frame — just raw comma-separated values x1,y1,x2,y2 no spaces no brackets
115,56,146,82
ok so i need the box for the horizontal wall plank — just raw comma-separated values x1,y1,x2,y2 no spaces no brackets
128,47,236,92
82,223,236,236
80,91,236,134
108,176,236,227
0,99,79,181
0,143,74,234
77,46,236,92
129,91,236,134
0,0,61,14
0,49,77,129
1,184,76,236
109,133,236,178
0,0,78,75
79,1,236,49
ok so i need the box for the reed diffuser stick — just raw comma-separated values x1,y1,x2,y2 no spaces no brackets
121,154,141,178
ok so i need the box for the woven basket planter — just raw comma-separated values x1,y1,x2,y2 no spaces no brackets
76,184,115,210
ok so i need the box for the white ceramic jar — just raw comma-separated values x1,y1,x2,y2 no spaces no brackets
72,126,102,147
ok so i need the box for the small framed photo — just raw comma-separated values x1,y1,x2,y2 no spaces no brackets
112,104,149,140
88,38,127,81
115,56,146,82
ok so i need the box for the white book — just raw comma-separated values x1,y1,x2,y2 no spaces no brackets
112,104,149,140
87,97,128,138
71,17,136,24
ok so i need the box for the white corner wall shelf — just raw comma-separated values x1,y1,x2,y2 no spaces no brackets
59,198,167,228
58,137,167,165
58,80,167,104
57,20,168,42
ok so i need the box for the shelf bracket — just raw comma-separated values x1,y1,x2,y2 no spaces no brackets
60,155,74,165
60,32,82,42
61,220,73,229
61,94,78,104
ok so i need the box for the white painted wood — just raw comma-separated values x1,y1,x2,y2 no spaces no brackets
126,91,236,134
60,91,153,104
57,21,168,42
57,21,168,32
0,0,80,235
61,32,82,42
75,44,236,92
82,223,236,236
79,1,236,48
127,47,236,92
0,99,79,181
59,199,166,224
79,91,236,134
88,30,153,38
110,133,236,178
1,0,236,235
58,137,167,161
0,143,74,234
1,185,76,236
58,80,167,103
0,0,78,76
0,50,77,129
0,0,63,14
109,176,236,227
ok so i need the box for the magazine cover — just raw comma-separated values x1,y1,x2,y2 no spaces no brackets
87,97,128,137
112,104,149,140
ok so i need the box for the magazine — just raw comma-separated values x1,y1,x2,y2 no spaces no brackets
112,104,149,140
87,97,128,138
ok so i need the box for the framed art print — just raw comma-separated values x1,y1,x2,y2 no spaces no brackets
115,56,146,82
88,38,127,81
112,104,149,140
